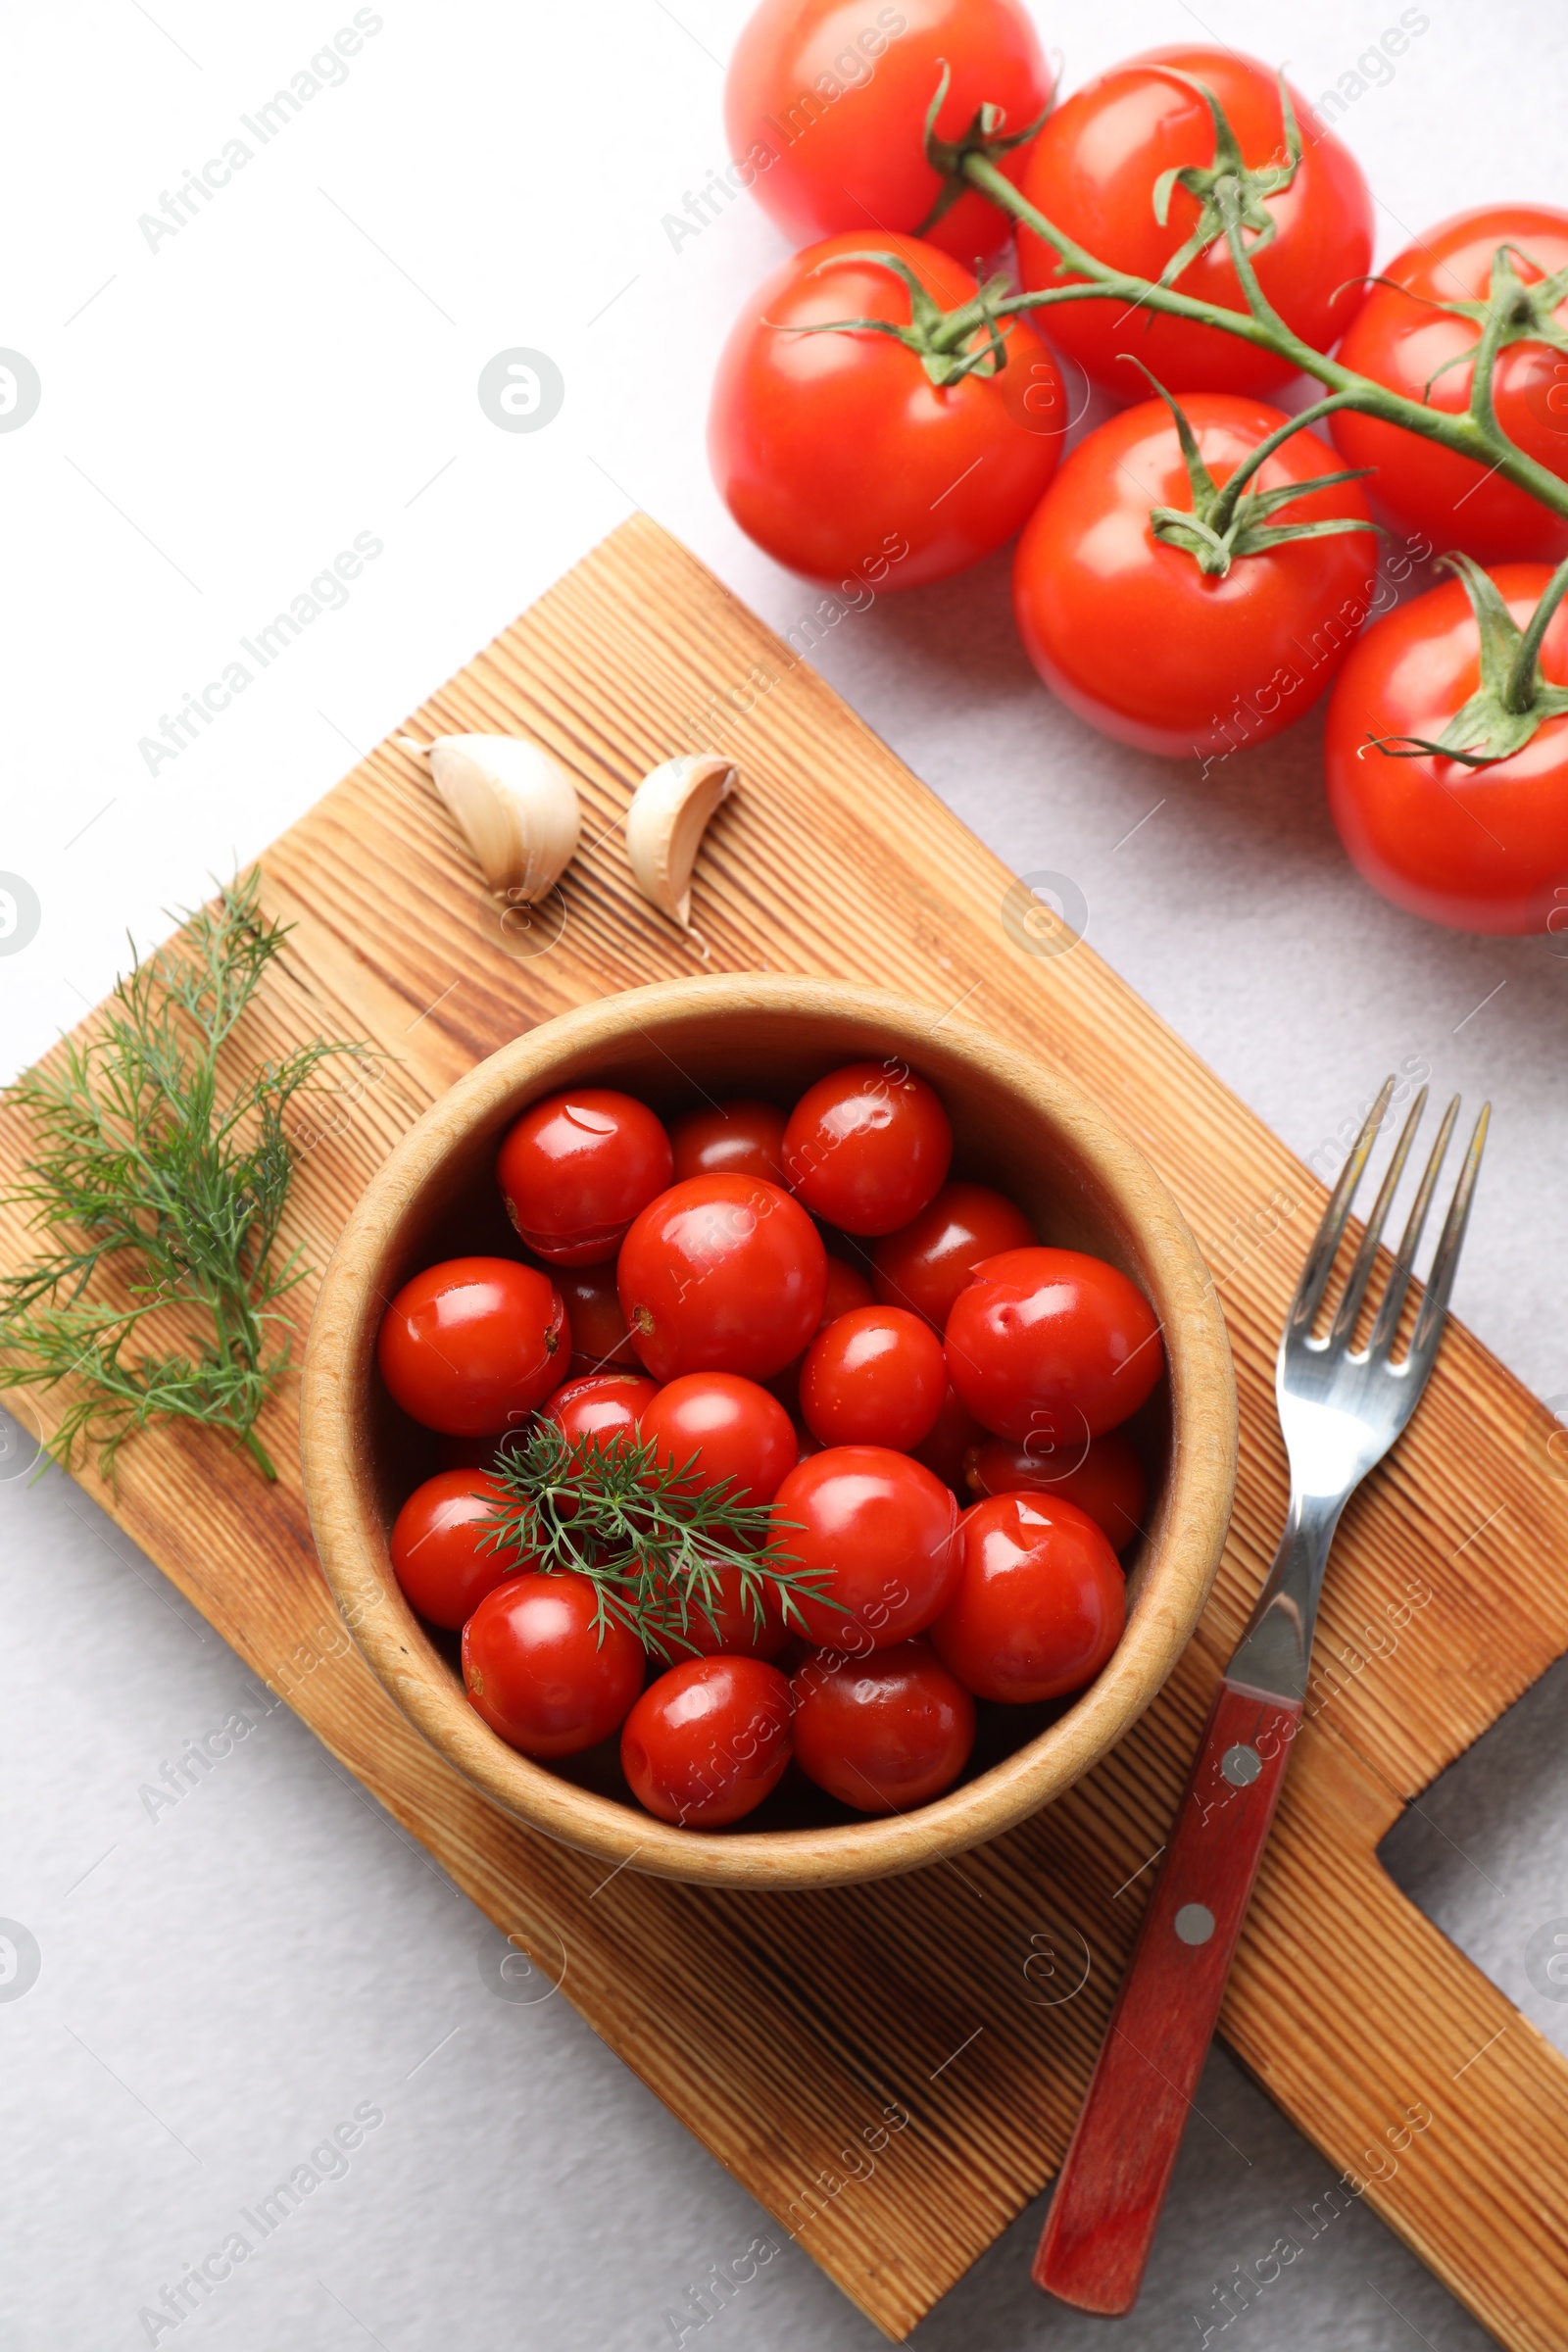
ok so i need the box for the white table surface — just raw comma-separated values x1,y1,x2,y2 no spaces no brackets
4,3,1568,2345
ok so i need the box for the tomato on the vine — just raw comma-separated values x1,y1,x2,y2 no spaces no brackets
783,1058,953,1234
497,1090,672,1266
769,1445,960,1647
709,234,1066,593
871,1179,1034,1328
799,1304,949,1449
931,1493,1125,1702
620,1655,793,1826
1332,207,1568,565
390,1470,521,1631
463,1573,644,1758
617,1174,826,1381
1012,395,1377,759
377,1257,567,1436
1017,47,1372,398
724,0,1054,264
790,1640,974,1812
945,1247,1163,1441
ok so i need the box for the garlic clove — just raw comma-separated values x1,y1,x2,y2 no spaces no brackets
624,754,736,931
399,733,581,904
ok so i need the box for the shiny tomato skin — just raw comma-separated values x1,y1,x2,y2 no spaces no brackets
1012,395,1377,759
640,1371,797,1505
769,1445,960,1647
911,1383,984,1491
783,1059,953,1236
462,1572,645,1757
821,1253,876,1321
932,1493,1125,1702
1019,47,1372,398
670,1098,788,1188
790,1640,975,1812
645,1564,790,1662
618,1174,827,1382
799,1304,949,1449
871,1180,1035,1328
620,1655,793,1826
377,1257,568,1437
497,1089,673,1266
964,1426,1148,1551
945,1246,1163,1441
1324,563,1568,932
543,1371,660,1459
724,0,1054,263
1332,207,1568,564
710,233,1066,592
389,1470,521,1631
553,1257,639,1377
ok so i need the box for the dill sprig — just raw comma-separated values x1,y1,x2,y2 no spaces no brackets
483,1418,833,1661
0,867,362,1484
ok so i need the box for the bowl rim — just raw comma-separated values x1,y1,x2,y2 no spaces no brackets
301,973,1237,1889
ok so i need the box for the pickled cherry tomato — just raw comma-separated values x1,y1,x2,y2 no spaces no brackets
497,1089,673,1265
945,1247,1163,1441
782,1060,953,1236
799,1305,948,1450
790,1640,975,1812
463,1572,645,1757
640,1371,796,1504
821,1253,875,1323
964,1427,1148,1551
670,1097,788,1187
554,1258,639,1376
543,1371,660,1460
620,1655,793,1825
911,1385,984,1493
389,1470,522,1631
617,1173,826,1382
377,1257,568,1436
931,1493,1125,1703
769,1446,960,1648
644,1563,789,1662
871,1180,1035,1329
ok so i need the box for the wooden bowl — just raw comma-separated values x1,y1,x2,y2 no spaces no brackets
302,975,1236,1888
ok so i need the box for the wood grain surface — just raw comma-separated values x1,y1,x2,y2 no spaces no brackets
3,514,1567,2345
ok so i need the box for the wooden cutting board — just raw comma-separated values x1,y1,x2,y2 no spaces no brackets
4,514,1567,2347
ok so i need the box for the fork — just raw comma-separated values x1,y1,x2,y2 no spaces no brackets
1033,1076,1490,2316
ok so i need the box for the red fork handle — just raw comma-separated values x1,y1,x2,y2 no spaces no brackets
1034,1678,1303,2315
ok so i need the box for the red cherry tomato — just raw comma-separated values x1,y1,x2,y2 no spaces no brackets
389,1471,522,1631
1332,207,1568,564
769,1446,959,1647
543,1371,660,1461
821,1253,876,1322
790,1640,974,1812
911,1383,984,1492
724,0,1054,264
670,1098,788,1187
1018,47,1372,398
617,1174,826,1382
1012,395,1377,760
377,1257,568,1437
462,1572,644,1757
871,1180,1035,1328
1324,563,1568,933
799,1304,949,1449
620,1656,793,1827
945,1247,1163,1442
496,1089,673,1266
645,1564,789,1663
710,234,1065,593
931,1493,1125,1702
554,1258,639,1377
640,1372,797,1505
964,1427,1148,1551
783,1059,953,1236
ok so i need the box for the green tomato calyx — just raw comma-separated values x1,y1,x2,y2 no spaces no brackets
915,60,1054,239
1365,552,1568,767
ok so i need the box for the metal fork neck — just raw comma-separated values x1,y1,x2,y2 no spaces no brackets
1226,1489,1347,1706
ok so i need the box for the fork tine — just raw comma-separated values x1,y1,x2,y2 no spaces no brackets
1328,1085,1429,1348
1289,1076,1396,1334
1368,1094,1459,1357
1407,1102,1491,1368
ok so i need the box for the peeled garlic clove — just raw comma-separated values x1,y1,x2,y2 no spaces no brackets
624,754,736,930
399,733,581,903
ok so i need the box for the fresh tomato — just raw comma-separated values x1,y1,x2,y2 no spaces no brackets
618,1173,826,1382
871,1179,1034,1327
620,1655,793,1827
1017,47,1372,398
931,1493,1125,1701
496,1089,672,1266
1324,561,1568,932
554,1258,639,1377
783,1058,953,1235
640,1371,797,1504
945,1246,1163,1441
710,233,1066,593
462,1572,644,1757
1012,394,1377,759
670,1098,788,1187
543,1371,660,1461
1332,207,1568,564
911,1383,984,1491
769,1445,959,1647
724,0,1054,263
389,1470,521,1631
799,1304,948,1449
790,1640,974,1811
821,1253,876,1322
377,1257,568,1436
644,1564,790,1663
964,1427,1148,1551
